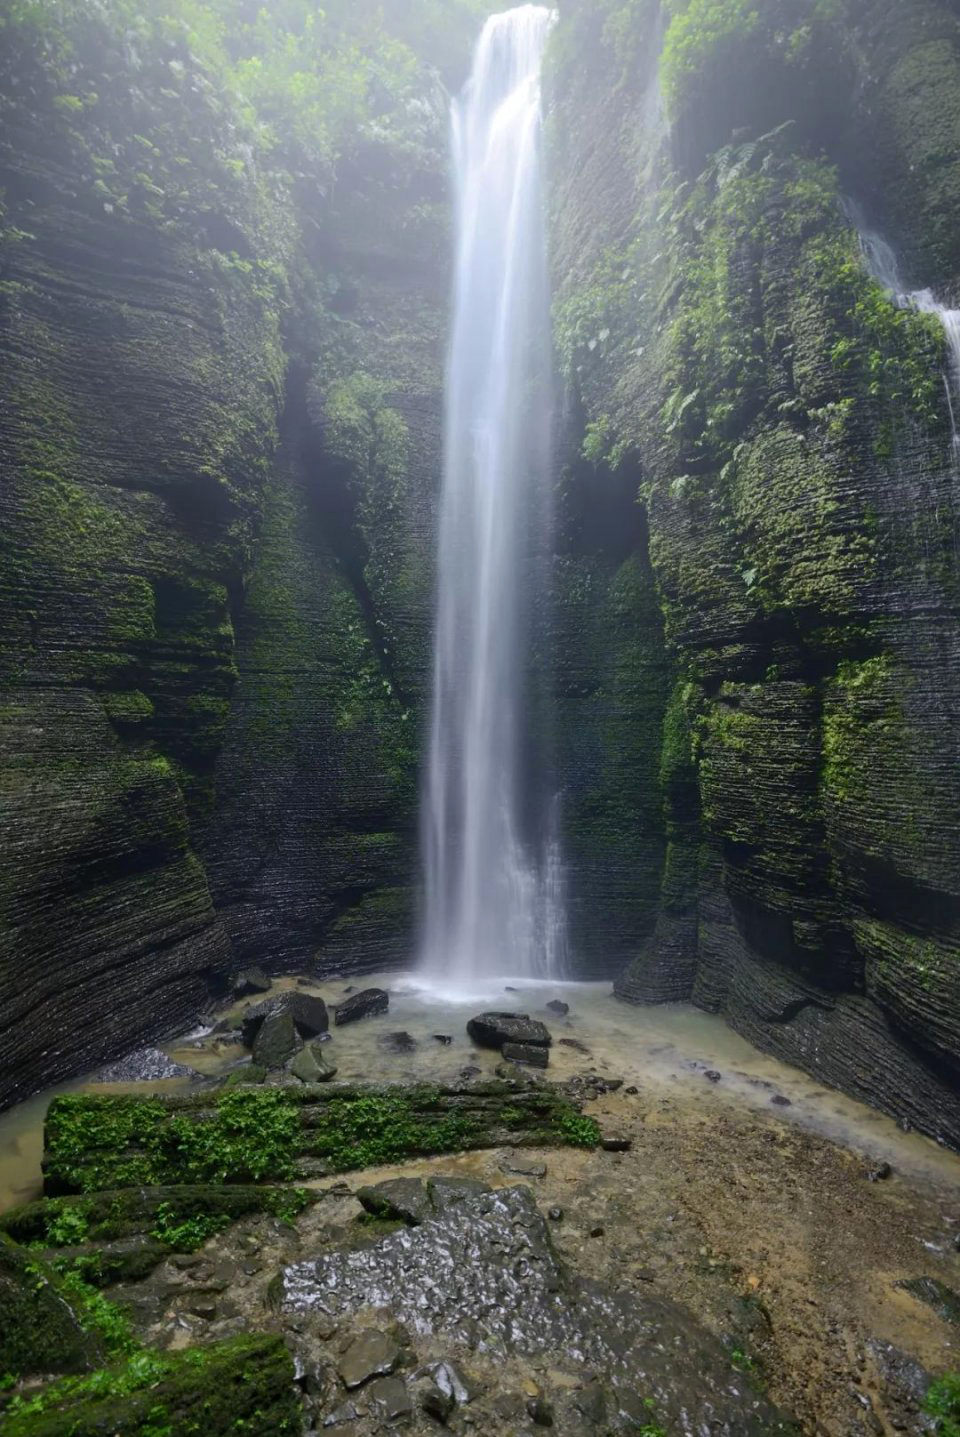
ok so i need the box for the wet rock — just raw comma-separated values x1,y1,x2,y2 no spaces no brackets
337,1329,401,1389
503,1041,550,1069
589,1225,605,1238
459,1064,481,1079
252,1010,301,1069
282,1187,789,1432
625,1085,639,1095
232,967,272,997
771,1094,792,1107
548,1206,564,1221
357,1178,435,1227
412,1374,454,1423
545,1000,569,1016
288,1042,337,1084
323,1400,359,1428
432,1360,480,1406
467,1012,552,1050
704,1070,722,1083
188,1298,218,1319
433,1033,453,1045
379,1030,417,1053
334,988,389,1026
601,1136,632,1152
428,1176,493,1212
866,1338,932,1421
242,992,329,1046
358,1176,492,1227
366,1375,412,1420
94,1048,200,1083
896,1275,960,1324
867,1161,893,1182
557,1037,591,1055
527,1395,555,1426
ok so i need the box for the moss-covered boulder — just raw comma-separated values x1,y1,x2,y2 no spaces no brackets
1,1334,298,1437
0,1234,102,1380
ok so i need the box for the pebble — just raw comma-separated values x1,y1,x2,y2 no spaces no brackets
770,1095,792,1107
548,1206,564,1222
867,1161,892,1182
589,1225,605,1238
704,1071,722,1083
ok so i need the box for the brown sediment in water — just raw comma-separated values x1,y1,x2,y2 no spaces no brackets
1,973,958,1433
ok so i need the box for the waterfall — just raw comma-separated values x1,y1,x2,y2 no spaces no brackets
419,5,564,988
857,222,960,445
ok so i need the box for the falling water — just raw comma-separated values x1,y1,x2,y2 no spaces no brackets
420,6,564,987
857,221,960,444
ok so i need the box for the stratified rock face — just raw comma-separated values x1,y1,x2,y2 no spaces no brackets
281,1185,790,1434
549,0,960,1143
0,11,285,1103
0,7,454,1105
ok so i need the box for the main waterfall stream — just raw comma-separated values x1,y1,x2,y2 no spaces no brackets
420,6,564,988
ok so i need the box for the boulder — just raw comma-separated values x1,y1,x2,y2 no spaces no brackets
252,1010,300,1070
338,1329,401,1389
0,1234,101,1378
334,988,389,1026
232,967,272,997
467,1012,551,1050
288,1042,338,1084
546,1000,569,1016
357,1176,493,1227
94,1048,200,1083
242,992,329,1048
502,1041,549,1069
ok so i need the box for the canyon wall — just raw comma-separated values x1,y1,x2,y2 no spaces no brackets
549,0,960,1142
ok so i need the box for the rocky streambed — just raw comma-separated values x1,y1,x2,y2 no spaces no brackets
1,974,959,1434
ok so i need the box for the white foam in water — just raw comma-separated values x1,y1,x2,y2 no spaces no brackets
420,7,565,988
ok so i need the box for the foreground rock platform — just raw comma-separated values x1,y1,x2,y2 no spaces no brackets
281,1184,795,1435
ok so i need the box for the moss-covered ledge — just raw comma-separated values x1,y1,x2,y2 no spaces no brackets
42,1081,602,1194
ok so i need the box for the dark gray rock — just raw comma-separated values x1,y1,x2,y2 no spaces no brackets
545,1000,569,1016
467,1012,552,1050
867,1161,892,1182
378,1030,417,1053
897,1275,960,1324
503,1041,550,1069
433,1034,453,1045
242,991,329,1047
282,1186,792,1434
557,1037,591,1055
252,1009,300,1069
288,1042,337,1084
366,1375,411,1420
337,1329,401,1389
94,1048,200,1083
334,988,389,1026
231,967,272,997
357,1176,493,1227
601,1136,632,1152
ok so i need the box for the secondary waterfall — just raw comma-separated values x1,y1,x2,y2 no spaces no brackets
857,221,960,444
419,5,564,987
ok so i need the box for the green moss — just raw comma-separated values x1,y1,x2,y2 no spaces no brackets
661,0,761,115
2,1334,299,1437
926,1373,960,1437
44,1089,301,1193
0,1235,101,1379
306,1090,483,1172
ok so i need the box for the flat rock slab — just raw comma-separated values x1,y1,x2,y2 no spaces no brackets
94,1048,199,1083
502,1041,549,1068
357,1176,493,1227
338,1329,401,1389
499,1153,547,1178
467,1012,552,1050
897,1275,960,1324
242,991,328,1046
334,988,389,1026
282,1187,791,1434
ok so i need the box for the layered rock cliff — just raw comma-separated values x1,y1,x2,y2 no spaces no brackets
549,0,960,1142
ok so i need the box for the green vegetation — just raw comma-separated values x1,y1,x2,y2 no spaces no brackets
926,1374,960,1437
661,0,761,112
2,1335,299,1437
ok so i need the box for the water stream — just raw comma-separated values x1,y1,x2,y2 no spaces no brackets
857,220,960,443
420,6,564,990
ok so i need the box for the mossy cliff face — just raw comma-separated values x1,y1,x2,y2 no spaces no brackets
203,98,449,972
0,3,469,1105
548,0,960,1140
